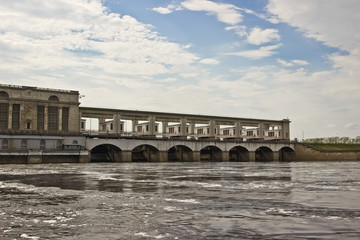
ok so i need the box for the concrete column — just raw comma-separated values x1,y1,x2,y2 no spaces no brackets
192,151,201,162
121,151,132,162
190,123,195,135
113,114,121,134
132,120,137,133
209,120,215,137
273,152,279,162
282,120,290,140
180,118,187,136
162,121,168,134
222,151,229,162
98,117,105,132
58,107,63,131
148,116,155,135
249,151,256,162
215,124,220,137
7,104,12,129
159,151,168,162
79,151,90,163
235,121,242,138
44,106,48,131
258,123,264,139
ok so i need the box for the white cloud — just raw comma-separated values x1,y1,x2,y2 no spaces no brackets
228,44,282,59
199,58,220,65
345,123,359,130
152,7,173,14
152,4,183,14
247,27,280,45
266,0,360,52
277,59,309,67
291,59,309,66
225,25,247,37
181,0,243,25
0,0,199,84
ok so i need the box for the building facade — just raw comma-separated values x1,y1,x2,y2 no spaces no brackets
0,84,80,133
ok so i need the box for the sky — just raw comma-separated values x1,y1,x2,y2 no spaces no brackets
0,0,359,139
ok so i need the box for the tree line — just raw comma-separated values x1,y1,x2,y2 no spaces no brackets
302,136,360,144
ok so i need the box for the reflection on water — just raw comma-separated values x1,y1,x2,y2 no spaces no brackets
1,162,360,239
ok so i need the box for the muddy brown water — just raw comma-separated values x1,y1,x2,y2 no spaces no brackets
1,161,360,239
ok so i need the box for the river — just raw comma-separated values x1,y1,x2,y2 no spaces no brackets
1,161,360,239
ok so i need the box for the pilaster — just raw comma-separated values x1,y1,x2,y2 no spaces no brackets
7,103,12,129
249,151,256,162
121,151,132,162
159,151,168,162
192,151,201,162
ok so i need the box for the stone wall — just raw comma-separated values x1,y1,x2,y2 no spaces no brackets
295,143,359,161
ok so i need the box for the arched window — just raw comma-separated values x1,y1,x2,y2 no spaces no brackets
2,139,8,150
0,91,9,99
40,140,46,150
21,139,27,149
48,95,59,101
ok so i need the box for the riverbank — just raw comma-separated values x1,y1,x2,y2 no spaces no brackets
295,143,360,161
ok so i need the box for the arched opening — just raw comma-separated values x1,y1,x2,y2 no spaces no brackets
132,145,159,162
279,147,296,162
168,145,193,162
48,95,59,101
91,144,122,162
200,146,222,162
255,146,273,162
229,146,249,162
0,91,9,99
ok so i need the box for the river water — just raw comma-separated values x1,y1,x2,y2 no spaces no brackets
0,162,360,240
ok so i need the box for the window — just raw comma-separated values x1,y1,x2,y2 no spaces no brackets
0,103,9,130
12,104,20,130
155,125,158,132
207,128,210,134
110,123,113,130
223,129,230,135
62,107,69,131
40,140,46,150
48,106,58,131
26,121,31,129
0,91,9,99
81,121,85,129
268,132,275,137
48,95,59,101
178,127,181,133
247,131,253,136
21,139,27,149
72,140,78,145
169,127,174,133
120,123,124,131
2,139,8,150
186,127,189,133
197,128,203,135
37,106,45,131
146,125,149,132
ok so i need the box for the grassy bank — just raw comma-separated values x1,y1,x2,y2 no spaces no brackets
303,143,360,151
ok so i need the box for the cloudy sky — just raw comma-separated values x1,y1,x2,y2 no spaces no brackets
1,0,359,139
